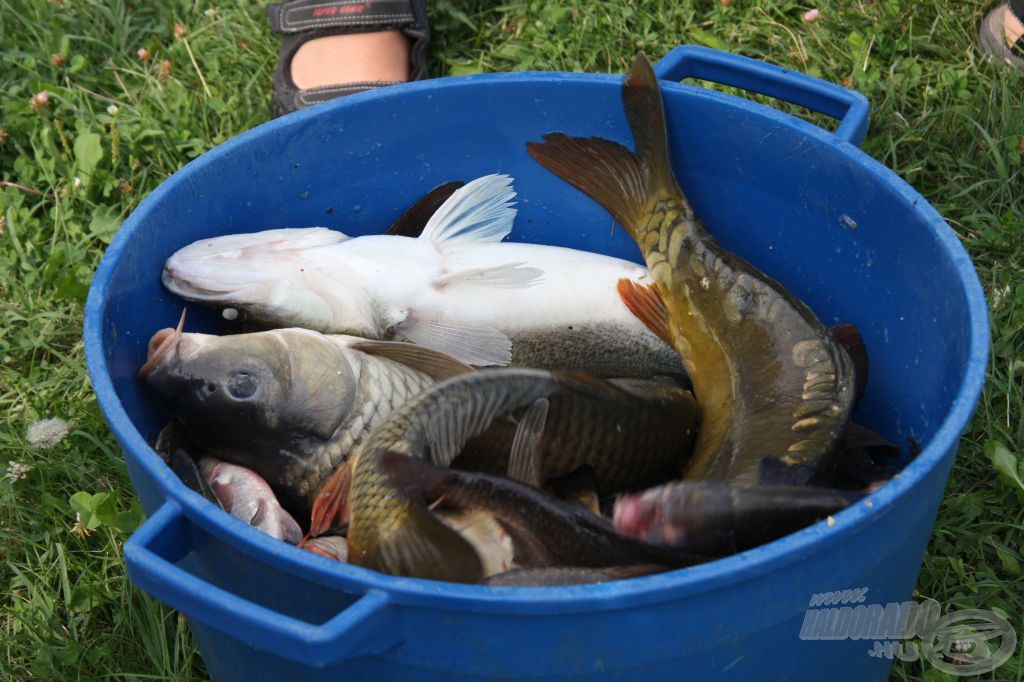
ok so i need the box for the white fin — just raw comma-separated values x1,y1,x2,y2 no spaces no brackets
419,174,517,250
393,314,512,367
433,262,543,290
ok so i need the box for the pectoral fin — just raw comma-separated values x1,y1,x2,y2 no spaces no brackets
351,340,475,381
616,278,672,345
392,314,512,367
507,398,549,487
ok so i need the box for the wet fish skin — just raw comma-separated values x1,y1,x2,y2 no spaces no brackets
379,453,711,571
199,457,304,544
614,480,864,554
161,175,685,379
142,328,440,516
342,369,574,582
527,55,856,486
335,368,698,580
454,376,699,495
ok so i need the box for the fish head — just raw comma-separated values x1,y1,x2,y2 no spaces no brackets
141,327,358,477
162,228,377,335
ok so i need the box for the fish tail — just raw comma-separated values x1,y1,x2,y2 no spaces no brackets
527,54,680,242
348,453,484,583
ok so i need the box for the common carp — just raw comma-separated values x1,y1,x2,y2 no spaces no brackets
321,368,701,583
140,320,471,517
527,55,856,487
161,174,685,379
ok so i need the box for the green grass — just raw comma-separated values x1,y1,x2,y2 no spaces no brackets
1,0,1022,679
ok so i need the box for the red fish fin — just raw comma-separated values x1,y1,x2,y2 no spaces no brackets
526,55,677,238
309,460,352,536
831,323,867,403
617,278,672,345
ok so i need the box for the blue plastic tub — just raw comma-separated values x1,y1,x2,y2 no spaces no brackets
84,46,988,681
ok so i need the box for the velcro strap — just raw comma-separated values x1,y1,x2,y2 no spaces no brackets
269,0,416,33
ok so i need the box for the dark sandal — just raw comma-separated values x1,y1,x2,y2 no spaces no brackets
979,3,1024,69
268,0,430,117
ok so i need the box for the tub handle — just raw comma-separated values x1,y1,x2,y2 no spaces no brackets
653,45,870,147
125,502,401,666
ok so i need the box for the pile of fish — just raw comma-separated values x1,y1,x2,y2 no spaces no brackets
142,55,905,587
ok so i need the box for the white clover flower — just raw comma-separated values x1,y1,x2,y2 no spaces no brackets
107,104,119,115
4,461,33,483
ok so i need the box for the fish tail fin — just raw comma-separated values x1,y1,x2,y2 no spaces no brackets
349,453,483,583
527,54,679,239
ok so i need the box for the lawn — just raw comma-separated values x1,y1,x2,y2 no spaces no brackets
1,0,1022,679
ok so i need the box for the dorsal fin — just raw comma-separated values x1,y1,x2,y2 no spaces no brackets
385,181,465,238
419,174,517,250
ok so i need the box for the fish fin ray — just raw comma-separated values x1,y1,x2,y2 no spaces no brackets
385,181,465,238
351,340,475,381
309,460,352,536
352,454,484,582
433,262,544,290
616,278,672,345
507,398,548,486
419,174,517,250
526,55,678,238
394,315,511,367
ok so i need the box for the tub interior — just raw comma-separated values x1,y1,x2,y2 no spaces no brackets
99,75,969,467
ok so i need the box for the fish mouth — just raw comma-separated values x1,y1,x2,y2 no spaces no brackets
139,309,187,378
161,265,244,303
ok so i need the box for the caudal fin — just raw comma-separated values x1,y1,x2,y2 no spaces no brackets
347,453,483,583
527,54,679,237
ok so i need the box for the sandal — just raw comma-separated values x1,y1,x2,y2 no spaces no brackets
268,0,430,117
979,3,1024,69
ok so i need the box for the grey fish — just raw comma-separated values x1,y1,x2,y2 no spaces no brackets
140,323,471,517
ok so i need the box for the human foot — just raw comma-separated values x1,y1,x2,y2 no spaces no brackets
268,0,429,117
290,31,410,90
979,3,1024,68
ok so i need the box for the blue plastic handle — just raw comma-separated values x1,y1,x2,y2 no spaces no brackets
124,503,402,666
653,45,870,147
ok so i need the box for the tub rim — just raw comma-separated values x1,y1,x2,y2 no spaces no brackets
83,69,990,615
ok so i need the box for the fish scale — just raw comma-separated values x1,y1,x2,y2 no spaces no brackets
300,350,436,503
527,55,855,486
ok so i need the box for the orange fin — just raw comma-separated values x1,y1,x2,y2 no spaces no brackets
617,278,672,345
309,460,352,536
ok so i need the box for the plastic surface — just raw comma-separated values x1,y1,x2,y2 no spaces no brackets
654,46,871,146
84,46,988,681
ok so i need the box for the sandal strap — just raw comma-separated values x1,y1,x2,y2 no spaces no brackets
295,81,403,107
268,0,420,34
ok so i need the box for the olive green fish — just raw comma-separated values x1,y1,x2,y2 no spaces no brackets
330,368,699,583
527,55,856,486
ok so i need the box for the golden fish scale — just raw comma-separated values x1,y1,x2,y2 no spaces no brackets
631,193,854,484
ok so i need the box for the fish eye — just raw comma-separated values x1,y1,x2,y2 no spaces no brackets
227,370,259,399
